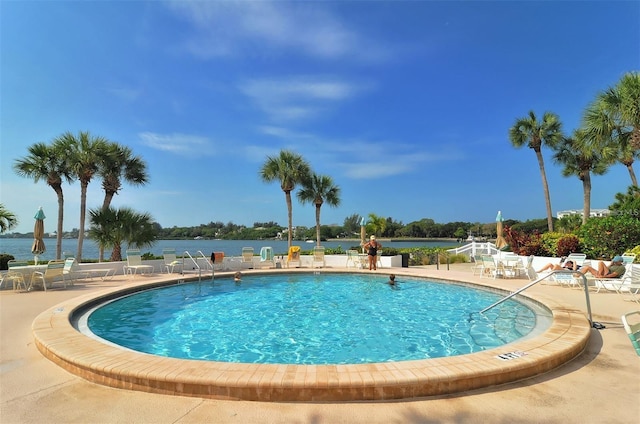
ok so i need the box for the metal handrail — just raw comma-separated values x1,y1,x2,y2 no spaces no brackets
479,270,594,327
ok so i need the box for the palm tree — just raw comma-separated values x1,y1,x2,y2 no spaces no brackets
583,72,640,187
509,111,563,232
55,131,110,262
366,213,387,237
98,143,149,209
0,204,18,233
87,206,157,262
95,143,149,261
13,142,73,259
297,174,341,246
553,129,610,224
260,150,311,248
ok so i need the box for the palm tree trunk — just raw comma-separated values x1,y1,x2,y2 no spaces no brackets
315,204,322,247
77,182,88,262
285,190,293,248
582,173,591,225
626,163,638,187
535,149,554,231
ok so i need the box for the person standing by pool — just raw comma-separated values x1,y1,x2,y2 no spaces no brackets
363,235,381,270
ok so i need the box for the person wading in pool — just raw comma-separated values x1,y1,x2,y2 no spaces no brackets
363,235,381,270
387,274,398,288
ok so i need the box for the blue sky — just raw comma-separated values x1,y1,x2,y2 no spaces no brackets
1,1,638,234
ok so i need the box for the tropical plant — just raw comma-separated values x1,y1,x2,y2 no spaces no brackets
556,234,581,257
553,129,610,224
87,206,157,262
98,143,149,209
583,71,640,186
577,215,640,258
0,204,18,234
259,150,311,248
95,142,149,261
55,131,110,262
366,213,387,238
556,214,582,234
297,173,341,247
509,110,563,231
503,225,546,256
13,141,73,259
609,185,640,219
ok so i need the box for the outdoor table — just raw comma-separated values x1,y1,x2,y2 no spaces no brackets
7,265,47,286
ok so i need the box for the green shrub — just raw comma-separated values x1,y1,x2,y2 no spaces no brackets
540,232,563,256
0,253,15,270
623,246,640,262
577,215,640,258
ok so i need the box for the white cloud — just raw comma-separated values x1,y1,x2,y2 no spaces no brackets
239,76,364,122
165,1,388,61
138,132,212,156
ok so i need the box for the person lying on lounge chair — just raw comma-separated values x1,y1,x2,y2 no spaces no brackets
537,258,578,273
578,255,626,279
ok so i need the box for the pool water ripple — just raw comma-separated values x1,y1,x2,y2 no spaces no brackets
87,273,544,365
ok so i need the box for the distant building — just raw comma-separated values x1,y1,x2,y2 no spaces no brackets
556,209,610,219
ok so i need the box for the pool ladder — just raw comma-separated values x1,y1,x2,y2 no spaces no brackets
182,250,214,282
479,270,597,328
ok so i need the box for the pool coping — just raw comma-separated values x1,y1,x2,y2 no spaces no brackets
32,269,591,401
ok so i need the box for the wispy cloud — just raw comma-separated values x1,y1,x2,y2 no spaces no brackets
165,1,389,61
139,132,212,156
240,76,365,122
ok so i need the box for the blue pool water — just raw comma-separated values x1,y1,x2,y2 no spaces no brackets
85,274,547,365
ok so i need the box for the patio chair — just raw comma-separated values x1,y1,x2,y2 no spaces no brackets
211,252,225,270
312,246,325,268
123,249,154,276
622,253,637,265
471,255,484,276
163,248,183,274
0,260,29,291
480,255,504,279
259,247,275,268
621,310,640,356
286,246,301,268
241,247,254,269
64,257,115,282
346,249,361,268
593,265,639,299
29,260,67,291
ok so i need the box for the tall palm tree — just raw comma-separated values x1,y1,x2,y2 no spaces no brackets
98,143,149,209
297,173,341,246
13,142,73,259
55,131,110,262
583,72,640,187
260,150,311,248
509,111,563,232
95,143,149,261
553,129,610,224
0,204,18,233
87,206,157,262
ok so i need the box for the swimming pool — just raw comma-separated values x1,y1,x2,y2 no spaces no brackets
32,269,592,401
83,274,546,365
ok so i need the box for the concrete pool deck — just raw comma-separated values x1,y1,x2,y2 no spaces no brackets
1,263,639,423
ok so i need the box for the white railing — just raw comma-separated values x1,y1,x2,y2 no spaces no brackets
447,242,500,258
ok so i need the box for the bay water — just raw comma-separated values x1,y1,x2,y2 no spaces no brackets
0,238,461,261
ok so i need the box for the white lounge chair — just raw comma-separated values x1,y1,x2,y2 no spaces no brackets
30,260,67,291
259,247,275,268
312,246,325,268
480,255,504,279
163,248,183,274
621,310,640,356
64,257,115,282
123,249,154,276
241,247,254,269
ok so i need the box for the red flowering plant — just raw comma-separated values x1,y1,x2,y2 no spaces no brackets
503,225,547,256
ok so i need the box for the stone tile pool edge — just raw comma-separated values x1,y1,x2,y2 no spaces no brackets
31,269,591,401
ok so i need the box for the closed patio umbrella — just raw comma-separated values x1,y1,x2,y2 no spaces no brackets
360,216,366,252
495,210,508,250
32,207,46,265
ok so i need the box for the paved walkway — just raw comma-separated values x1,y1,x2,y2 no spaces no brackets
1,264,639,423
